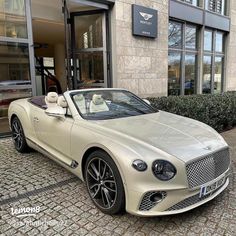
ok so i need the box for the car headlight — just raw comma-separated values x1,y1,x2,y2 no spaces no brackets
152,160,176,181
132,159,147,171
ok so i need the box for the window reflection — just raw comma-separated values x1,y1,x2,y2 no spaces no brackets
75,14,103,50
203,56,212,94
215,32,224,52
214,57,223,94
0,88,31,134
168,21,182,48
185,25,197,49
203,29,225,94
77,51,104,86
0,42,30,83
185,54,196,95
168,21,198,95
0,0,27,38
204,30,212,51
168,52,181,96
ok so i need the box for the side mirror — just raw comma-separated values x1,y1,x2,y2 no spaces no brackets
45,106,65,118
143,99,151,105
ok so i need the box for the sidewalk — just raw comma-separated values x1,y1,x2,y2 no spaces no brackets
0,129,235,236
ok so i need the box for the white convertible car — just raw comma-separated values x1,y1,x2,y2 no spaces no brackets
8,89,230,216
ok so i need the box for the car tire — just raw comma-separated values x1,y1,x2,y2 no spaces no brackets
85,150,125,215
11,116,29,153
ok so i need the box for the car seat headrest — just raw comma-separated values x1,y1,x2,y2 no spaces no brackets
57,96,67,108
92,94,104,105
45,92,58,104
74,94,85,101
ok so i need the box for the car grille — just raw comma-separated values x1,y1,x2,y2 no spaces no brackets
186,148,230,189
139,191,158,211
166,188,220,211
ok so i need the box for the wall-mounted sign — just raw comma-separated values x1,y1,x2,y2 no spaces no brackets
132,4,158,38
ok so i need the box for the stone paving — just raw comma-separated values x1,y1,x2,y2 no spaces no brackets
0,129,236,236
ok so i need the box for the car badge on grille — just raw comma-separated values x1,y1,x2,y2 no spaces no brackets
203,146,212,150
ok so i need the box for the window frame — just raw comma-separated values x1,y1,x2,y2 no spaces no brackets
202,28,225,94
168,20,199,96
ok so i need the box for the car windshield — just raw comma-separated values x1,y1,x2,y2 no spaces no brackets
71,90,157,120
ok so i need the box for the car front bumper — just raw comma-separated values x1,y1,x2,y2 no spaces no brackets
125,170,230,216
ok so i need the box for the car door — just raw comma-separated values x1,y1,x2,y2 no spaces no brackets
30,105,74,163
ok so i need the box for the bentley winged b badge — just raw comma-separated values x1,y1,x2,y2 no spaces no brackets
139,12,153,21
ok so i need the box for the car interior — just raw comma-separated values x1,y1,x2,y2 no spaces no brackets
30,92,70,115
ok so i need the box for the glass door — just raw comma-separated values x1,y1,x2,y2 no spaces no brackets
71,10,108,89
0,0,34,136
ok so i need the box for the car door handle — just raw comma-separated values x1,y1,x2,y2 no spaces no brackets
33,117,39,122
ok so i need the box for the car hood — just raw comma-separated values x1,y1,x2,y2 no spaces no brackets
94,111,227,163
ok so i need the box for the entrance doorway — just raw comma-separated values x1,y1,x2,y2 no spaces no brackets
31,0,111,95
70,10,109,89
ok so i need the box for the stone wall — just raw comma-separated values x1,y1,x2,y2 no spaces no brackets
226,0,236,91
111,0,169,97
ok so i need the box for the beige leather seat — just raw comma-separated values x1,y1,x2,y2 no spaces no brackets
89,94,109,113
57,96,68,113
74,94,86,114
45,92,58,107
57,96,67,108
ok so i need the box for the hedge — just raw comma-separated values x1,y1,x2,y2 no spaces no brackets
148,91,236,132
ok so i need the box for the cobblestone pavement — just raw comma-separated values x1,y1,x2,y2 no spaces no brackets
0,129,235,236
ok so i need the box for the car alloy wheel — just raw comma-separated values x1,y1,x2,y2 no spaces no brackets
11,117,29,153
85,151,125,214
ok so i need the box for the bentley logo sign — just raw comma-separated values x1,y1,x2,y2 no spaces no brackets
132,5,157,38
139,12,153,21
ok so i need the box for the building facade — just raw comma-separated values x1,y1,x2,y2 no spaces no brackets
0,0,235,136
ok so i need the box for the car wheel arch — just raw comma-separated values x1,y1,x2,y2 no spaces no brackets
81,146,126,187
10,114,18,126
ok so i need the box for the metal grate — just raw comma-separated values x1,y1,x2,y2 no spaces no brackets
186,148,230,189
166,187,220,211
139,192,158,211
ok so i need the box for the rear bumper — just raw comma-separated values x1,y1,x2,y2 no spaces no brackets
126,171,230,216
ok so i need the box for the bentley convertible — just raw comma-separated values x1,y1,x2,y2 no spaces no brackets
8,89,230,216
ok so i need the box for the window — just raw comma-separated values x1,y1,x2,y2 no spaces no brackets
168,52,181,96
203,55,212,94
214,56,223,93
0,42,30,83
206,0,226,15
185,25,197,49
168,21,198,95
204,30,213,51
0,0,27,38
0,42,31,134
180,0,199,7
215,32,223,52
75,14,103,50
185,54,197,95
168,22,182,48
202,29,225,94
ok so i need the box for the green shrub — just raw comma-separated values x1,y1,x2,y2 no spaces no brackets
148,91,236,132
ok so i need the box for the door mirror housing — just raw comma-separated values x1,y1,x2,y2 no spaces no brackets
45,106,65,118
143,99,151,105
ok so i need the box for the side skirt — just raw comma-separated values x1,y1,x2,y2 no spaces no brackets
26,138,79,169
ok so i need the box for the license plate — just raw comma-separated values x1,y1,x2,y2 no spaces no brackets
199,177,225,198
